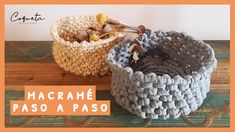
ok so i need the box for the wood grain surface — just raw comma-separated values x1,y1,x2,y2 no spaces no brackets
5,61,229,90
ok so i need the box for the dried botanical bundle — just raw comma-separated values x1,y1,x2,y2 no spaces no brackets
75,13,127,43
74,13,151,56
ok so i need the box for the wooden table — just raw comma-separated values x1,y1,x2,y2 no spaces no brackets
5,41,230,127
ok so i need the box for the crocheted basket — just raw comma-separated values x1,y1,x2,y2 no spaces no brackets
106,31,217,119
51,15,125,76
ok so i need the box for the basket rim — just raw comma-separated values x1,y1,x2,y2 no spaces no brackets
51,15,126,49
106,30,217,84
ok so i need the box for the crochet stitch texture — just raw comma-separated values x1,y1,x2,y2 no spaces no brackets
51,15,125,76
106,31,217,119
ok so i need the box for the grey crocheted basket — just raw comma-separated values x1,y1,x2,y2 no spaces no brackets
106,31,217,119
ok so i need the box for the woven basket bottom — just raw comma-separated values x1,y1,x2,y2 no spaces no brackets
129,46,192,77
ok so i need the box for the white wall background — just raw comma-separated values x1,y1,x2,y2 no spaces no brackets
5,5,230,41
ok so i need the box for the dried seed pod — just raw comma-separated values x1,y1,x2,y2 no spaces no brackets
96,13,108,25
125,33,139,41
131,39,141,46
102,24,114,33
89,34,100,41
137,25,147,34
77,30,89,42
134,44,145,53
129,43,137,52
133,51,140,63
129,43,144,53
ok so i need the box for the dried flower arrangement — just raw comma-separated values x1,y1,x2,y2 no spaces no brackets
69,13,152,66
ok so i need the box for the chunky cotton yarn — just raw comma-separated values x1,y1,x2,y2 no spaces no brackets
106,30,217,119
51,15,125,76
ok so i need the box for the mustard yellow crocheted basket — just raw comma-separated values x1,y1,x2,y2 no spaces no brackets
51,15,125,76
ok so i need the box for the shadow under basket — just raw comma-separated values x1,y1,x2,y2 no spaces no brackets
51,15,125,76
106,31,217,119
